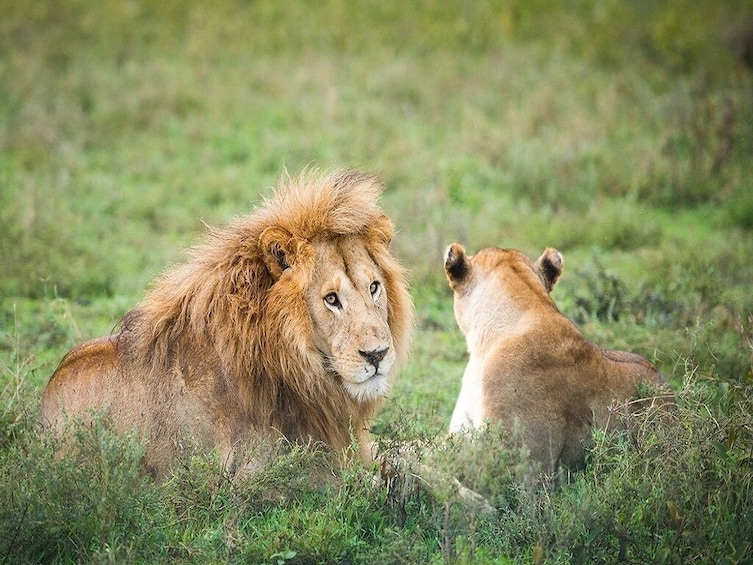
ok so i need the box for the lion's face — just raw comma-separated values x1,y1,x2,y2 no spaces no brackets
305,237,395,402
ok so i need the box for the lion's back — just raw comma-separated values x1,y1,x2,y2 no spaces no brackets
40,336,120,430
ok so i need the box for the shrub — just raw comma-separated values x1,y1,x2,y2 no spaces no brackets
0,414,166,563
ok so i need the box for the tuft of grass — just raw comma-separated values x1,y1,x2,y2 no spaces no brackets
543,373,753,564
0,415,166,563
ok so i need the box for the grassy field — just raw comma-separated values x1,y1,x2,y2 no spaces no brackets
2,1,753,562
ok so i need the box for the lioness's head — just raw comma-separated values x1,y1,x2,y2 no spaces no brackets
260,217,400,403
444,242,563,335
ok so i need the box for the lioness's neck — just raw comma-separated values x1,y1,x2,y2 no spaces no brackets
463,289,566,354
464,307,526,353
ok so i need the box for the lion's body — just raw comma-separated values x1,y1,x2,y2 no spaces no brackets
41,170,413,476
444,243,668,472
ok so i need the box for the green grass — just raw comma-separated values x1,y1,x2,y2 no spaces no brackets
2,0,753,562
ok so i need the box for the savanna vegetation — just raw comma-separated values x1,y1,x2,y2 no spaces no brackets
2,1,753,563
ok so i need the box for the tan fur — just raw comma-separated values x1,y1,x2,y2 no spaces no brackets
444,243,670,472
40,169,414,477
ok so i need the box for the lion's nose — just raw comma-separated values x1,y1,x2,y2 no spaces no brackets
359,347,389,368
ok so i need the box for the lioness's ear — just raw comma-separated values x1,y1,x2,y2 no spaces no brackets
536,247,563,292
444,242,470,287
259,226,295,280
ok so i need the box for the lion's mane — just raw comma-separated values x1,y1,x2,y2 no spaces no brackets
46,169,413,472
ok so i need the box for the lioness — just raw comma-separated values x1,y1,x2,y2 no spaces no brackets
444,242,669,472
41,169,413,477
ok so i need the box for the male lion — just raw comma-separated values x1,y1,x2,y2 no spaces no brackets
41,169,413,477
444,242,670,473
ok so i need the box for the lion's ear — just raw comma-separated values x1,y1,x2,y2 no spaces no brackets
444,242,470,287
536,247,563,292
369,214,394,247
259,226,296,280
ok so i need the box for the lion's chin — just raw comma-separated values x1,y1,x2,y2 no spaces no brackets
343,373,391,403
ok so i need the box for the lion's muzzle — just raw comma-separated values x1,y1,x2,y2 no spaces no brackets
359,347,389,372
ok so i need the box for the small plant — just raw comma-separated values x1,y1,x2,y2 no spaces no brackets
268,550,297,565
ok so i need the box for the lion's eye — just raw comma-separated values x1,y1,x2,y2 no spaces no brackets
370,281,380,296
324,292,341,308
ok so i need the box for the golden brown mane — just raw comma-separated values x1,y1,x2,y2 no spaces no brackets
134,169,410,446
